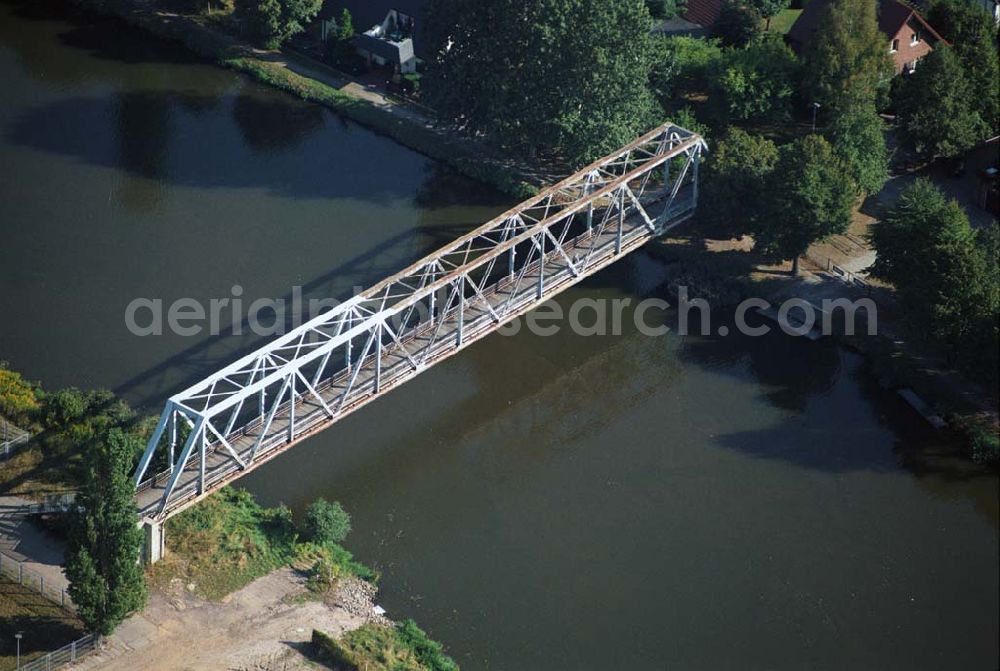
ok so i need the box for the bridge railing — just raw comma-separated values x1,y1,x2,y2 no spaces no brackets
134,121,706,519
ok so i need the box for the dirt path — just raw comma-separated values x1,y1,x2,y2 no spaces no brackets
69,569,368,671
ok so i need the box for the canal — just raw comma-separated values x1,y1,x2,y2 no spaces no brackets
0,2,996,669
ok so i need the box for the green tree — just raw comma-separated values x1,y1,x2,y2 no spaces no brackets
0,363,38,425
65,428,147,636
868,180,998,362
709,39,799,124
926,0,999,130
755,135,856,273
803,0,893,114
713,0,762,47
894,46,988,159
235,0,322,49
424,0,658,165
826,102,888,195
303,498,352,545
700,128,778,238
646,0,687,19
750,0,790,31
325,8,356,67
649,36,723,103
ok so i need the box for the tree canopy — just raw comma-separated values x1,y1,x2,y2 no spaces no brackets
713,0,762,47
65,428,147,636
893,46,989,159
303,498,352,545
825,101,888,196
754,135,856,273
868,179,998,368
0,363,38,425
926,0,1000,130
803,0,893,113
709,39,800,123
235,0,323,49
424,0,658,166
700,128,778,239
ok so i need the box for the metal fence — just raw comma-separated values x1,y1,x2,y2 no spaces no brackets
18,634,100,671
1,418,31,460
0,550,74,612
806,252,872,292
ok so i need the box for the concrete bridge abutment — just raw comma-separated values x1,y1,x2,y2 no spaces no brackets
141,518,165,565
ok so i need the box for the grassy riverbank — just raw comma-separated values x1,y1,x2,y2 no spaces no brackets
66,0,537,199
313,621,459,671
148,486,459,670
148,486,374,601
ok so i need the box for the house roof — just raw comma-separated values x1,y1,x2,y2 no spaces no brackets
319,0,429,58
877,0,946,43
351,32,416,64
788,0,946,49
682,0,724,28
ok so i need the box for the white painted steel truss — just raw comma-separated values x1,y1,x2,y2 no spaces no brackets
133,121,707,520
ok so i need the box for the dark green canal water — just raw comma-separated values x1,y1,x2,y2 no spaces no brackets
1,2,997,669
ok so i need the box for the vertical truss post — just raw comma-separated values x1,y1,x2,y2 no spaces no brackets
663,158,670,196
169,410,177,472
508,245,516,281
456,279,464,345
198,426,207,494
692,150,700,206
288,374,296,442
429,287,436,324
616,188,626,254
537,234,545,299
374,323,383,393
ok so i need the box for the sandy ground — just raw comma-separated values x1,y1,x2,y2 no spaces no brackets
67,568,367,671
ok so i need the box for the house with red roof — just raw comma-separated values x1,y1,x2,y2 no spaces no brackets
787,0,947,74
681,0,725,30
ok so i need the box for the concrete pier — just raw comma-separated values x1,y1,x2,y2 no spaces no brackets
142,519,165,564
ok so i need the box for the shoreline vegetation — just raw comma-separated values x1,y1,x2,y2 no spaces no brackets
149,486,460,670
0,362,460,668
64,0,540,199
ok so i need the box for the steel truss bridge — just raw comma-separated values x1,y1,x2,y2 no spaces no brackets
133,122,706,523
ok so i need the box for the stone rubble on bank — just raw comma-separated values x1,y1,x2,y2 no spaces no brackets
331,576,392,626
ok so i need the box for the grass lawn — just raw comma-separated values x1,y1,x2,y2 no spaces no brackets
0,444,78,498
0,576,84,670
769,8,803,34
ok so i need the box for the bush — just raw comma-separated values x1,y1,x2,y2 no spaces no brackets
0,363,39,425
303,497,352,544
650,36,723,103
950,415,1000,465
708,39,800,124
